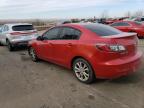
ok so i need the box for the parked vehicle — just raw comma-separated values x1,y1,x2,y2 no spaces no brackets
111,21,144,38
0,23,38,51
56,20,72,26
135,17,144,25
129,17,144,22
28,23,142,84
124,17,144,24
105,17,128,24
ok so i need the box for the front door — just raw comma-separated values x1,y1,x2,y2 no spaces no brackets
51,27,81,66
36,27,61,61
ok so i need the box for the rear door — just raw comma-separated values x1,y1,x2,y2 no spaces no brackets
50,27,81,66
36,27,61,61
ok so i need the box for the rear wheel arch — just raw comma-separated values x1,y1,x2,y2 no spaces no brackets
71,57,96,84
71,56,92,69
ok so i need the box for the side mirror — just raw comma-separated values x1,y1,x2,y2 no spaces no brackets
37,36,44,41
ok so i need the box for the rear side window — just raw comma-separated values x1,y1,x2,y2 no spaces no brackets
60,27,81,40
12,25,34,31
84,24,122,36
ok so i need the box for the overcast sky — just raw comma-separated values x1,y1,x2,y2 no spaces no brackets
0,0,144,19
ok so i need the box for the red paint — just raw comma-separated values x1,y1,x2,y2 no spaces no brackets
29,24,142,79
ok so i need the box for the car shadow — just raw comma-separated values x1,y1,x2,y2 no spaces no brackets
18,49,144,85
13,46,28,51
108,71,143,85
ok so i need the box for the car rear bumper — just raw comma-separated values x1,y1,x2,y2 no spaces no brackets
92,51,143,79
10,38,37,46
11,41,29,46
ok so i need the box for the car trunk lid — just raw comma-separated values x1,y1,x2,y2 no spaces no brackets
103,32,138,57
11,25,37,36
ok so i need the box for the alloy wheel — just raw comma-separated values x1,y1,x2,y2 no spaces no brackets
74,61,90,82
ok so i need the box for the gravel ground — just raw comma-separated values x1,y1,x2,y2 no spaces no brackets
0,34,144,108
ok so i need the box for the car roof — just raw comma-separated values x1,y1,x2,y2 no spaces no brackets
4,23,32,27
59,23,105,28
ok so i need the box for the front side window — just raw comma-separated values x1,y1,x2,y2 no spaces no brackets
60,27,81,40
1,26,4,32
43,27,60,40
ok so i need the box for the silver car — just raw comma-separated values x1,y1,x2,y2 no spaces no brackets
0,23,38,51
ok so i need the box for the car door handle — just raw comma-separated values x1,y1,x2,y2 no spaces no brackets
67,43,73,47
49,43,53,46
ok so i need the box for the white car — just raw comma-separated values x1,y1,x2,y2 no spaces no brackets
0,23,38,51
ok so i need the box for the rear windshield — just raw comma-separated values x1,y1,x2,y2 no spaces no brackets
84,24,122,36
12,25,34,31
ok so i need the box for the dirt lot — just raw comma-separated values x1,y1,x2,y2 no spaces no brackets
0,32,144,108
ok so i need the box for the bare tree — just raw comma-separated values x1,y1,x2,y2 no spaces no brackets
101,10,109,18
125,11,131,17
133,10,144,17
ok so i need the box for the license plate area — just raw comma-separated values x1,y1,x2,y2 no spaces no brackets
21,35,34,40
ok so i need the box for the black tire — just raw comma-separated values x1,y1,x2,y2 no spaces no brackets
129,31,135,33
72,58,95,84
28,47,39,62
6,40,14,51
0,42,2,46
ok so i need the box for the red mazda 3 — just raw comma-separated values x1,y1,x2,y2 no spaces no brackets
111,21,144,38
28,23,142,84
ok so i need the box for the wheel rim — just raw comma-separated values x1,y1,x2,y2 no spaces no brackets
74,61,90,81
30,48,36,61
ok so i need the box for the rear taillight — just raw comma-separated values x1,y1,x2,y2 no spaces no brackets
96,43,126,52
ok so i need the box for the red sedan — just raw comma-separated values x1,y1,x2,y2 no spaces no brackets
28,23,142,84
111,21,144,38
